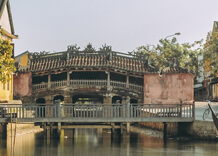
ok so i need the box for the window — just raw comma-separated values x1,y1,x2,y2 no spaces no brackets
7,81,10,91
3,83,5,90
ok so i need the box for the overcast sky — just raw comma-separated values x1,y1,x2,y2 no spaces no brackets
10,0,218,56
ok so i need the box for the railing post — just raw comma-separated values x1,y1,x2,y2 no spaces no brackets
55,100,61,118
180,100,183,117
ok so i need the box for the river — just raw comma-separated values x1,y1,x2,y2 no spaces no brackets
0,128,218,156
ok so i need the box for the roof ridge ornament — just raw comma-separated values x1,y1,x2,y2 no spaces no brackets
99,44,112,52
83,43,95,53
67,44,80,53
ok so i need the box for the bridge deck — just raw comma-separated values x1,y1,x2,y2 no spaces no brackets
0,103,194,123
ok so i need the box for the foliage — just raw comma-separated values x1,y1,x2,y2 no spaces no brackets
130,37,203,77
0,29,15,83
203,35,218,77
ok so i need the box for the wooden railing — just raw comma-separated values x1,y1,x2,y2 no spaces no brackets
51,80,67,88
70,79,107,86
32,79,143,92
0,103,194,122
32,82,48,90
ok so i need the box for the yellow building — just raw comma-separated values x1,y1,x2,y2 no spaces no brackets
204,21,218,101
0,0,18,102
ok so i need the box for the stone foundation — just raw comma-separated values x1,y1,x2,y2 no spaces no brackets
138,120,218,140
139,122,179,136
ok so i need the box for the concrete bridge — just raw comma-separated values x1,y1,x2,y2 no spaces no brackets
0,102,195,138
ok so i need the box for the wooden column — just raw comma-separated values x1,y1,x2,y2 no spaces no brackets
67,71,70,87
48,74,51,89
107,71,111,91
58,122,61,135
163,122,168,143
107,71,110,86
126,122,130,133
126,74,129,88
0,123,7,139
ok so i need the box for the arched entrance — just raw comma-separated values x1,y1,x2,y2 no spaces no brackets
130,99,139,117
112,96,122,104
36,98,46,103
53,95,64,103
35,98,46,117
130,99,138,104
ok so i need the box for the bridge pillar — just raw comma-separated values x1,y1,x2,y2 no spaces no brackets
122,96,130,105
163,122,168,142
126,122,130,133
64,95,72,103
58,122,61,135
111,123,115,133
0,123,7,139
120,123,124,134
47,127,51,139
103,95,112,104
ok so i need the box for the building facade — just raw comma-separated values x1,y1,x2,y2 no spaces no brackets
14,45,194,105
0,0,17,102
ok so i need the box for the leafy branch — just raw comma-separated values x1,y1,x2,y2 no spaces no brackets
0,29,16,83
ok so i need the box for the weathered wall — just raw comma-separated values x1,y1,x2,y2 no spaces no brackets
144,73,194,104
184,120,218,139
138,120,218,140
139,122,179,136
14,73,32,97
0,75,13,102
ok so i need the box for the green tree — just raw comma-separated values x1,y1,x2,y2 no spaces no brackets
203,35,218,77
0,29,15,83
130,37,203,77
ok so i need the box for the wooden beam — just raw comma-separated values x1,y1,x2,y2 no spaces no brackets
45,125,121,129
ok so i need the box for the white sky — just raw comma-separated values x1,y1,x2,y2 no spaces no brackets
10,0,218,56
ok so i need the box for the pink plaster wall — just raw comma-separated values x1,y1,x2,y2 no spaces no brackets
13,73,32,97
144,73,194,104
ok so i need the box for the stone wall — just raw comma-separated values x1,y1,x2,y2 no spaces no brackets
14,72,32,97
139,122,179,136
144,73,194,104
138,120,218,140
183,120,218,139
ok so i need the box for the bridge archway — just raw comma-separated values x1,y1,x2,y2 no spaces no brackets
112,96,122,104
35,98,46,117
36,98,46,104
72,95,103,104
54,95,64,103
130,99,138,104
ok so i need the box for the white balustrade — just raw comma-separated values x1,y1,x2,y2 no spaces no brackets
33,79,143,92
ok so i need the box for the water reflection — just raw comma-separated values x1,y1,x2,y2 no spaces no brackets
1,128,218,156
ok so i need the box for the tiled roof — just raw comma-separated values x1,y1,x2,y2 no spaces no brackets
0,0,15,35
16,50,157,73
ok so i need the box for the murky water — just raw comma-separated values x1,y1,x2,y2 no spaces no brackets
1,128,218,156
